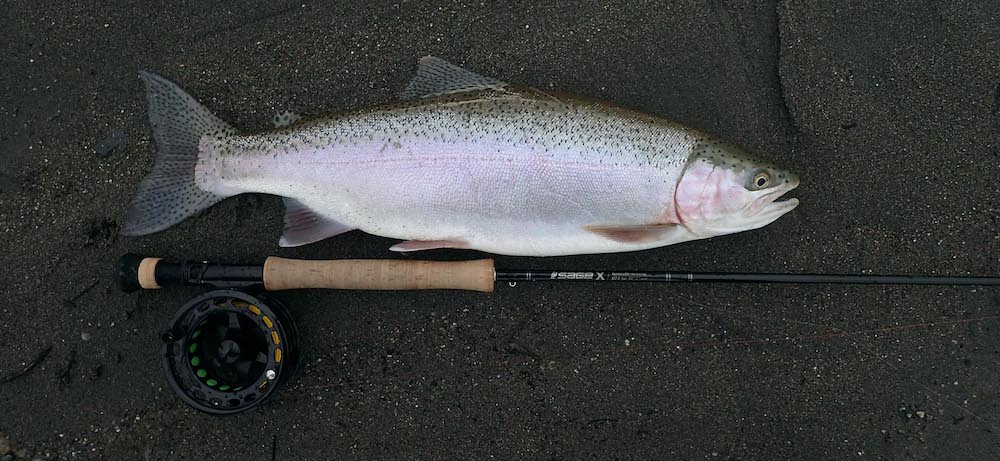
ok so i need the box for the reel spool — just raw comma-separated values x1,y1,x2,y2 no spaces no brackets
161,290,299,415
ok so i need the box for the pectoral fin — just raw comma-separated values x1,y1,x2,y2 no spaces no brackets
389,239,469,252
585,223,679,243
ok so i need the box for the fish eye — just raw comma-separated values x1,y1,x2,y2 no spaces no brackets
753,172,770,189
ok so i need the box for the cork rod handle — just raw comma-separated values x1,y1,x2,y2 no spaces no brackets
262,257,496,292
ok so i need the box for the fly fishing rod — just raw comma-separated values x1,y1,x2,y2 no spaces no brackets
117,253,997,416
117,253,1000,293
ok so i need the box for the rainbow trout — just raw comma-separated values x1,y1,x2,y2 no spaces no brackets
123,57,799,256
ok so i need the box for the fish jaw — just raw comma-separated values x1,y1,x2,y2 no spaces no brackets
746,176,800,222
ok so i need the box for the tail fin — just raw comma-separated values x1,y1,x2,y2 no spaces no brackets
121,72,239,236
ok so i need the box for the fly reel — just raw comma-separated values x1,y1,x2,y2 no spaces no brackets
161,290,299,415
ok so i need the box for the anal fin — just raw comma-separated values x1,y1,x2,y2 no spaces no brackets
389,239,468,252
585,223,679,243
279,198,354,247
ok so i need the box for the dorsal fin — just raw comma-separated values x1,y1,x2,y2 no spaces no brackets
400,56,506,100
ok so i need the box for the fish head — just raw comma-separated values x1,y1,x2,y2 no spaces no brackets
674,141,799,237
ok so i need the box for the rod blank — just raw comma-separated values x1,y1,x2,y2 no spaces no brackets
116,254,1000,293
495,270,1000,286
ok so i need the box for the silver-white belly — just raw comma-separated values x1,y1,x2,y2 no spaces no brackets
212,139,690,255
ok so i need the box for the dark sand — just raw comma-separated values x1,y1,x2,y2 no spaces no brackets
1,0,998,459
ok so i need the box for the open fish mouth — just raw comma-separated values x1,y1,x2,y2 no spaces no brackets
747,178,800,218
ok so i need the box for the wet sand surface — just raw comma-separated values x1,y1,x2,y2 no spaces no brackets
1,1,998,459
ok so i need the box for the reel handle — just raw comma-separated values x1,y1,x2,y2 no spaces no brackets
263,257,496,292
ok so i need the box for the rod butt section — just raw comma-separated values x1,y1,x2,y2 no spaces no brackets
116,254,162,292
